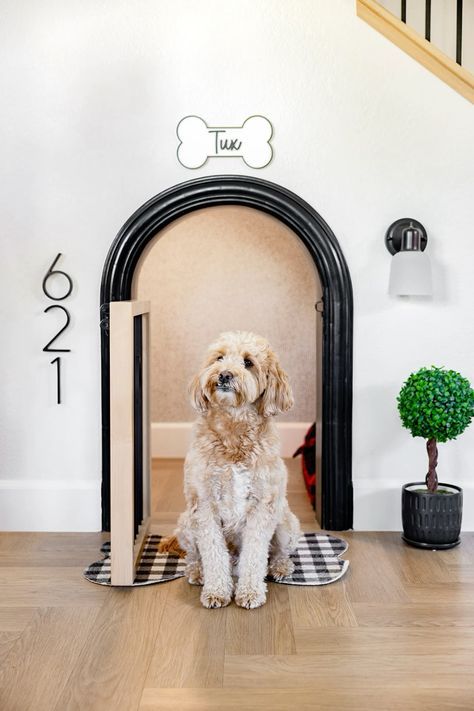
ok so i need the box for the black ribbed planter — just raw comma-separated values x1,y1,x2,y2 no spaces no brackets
401,483,463,549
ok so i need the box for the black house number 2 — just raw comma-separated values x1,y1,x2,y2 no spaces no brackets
42,254,73,404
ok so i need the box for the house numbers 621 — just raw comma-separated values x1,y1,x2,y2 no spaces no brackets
42,254,73,404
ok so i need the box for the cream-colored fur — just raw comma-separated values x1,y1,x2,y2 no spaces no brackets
171,330,302,609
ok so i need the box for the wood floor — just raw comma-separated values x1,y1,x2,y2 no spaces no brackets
1,459,474,710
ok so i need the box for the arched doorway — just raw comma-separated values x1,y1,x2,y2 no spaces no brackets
100,175,353,531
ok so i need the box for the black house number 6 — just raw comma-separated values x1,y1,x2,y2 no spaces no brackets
42,254,73,404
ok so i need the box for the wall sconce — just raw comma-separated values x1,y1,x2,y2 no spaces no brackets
385,218,432,296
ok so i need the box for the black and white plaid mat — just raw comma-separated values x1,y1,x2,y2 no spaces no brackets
83,532,349,587
272,532,349,586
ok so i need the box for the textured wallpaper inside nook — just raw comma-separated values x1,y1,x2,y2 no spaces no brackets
133,205,319,422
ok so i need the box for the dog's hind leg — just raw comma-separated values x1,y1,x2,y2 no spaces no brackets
268,503,302,581
172,510,204,585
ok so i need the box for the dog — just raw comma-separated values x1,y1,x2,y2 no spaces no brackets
159,331,302,609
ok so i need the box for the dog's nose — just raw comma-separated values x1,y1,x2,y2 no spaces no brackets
218,371,234,384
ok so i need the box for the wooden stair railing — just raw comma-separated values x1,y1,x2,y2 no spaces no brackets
357,0,474,103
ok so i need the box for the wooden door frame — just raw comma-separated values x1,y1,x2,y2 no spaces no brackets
99,175,353,531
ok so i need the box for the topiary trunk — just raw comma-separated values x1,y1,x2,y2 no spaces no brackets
425,438,438,492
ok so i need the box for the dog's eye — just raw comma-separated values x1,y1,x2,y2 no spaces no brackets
244,358,253,368
216,355,224,361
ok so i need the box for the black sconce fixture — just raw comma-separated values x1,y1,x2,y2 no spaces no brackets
385,218,432,296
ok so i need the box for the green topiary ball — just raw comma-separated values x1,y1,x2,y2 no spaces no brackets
397,366,474,443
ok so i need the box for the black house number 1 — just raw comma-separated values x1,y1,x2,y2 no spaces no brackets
42,254,73,404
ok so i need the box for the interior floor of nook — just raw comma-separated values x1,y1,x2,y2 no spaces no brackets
150,457,320,535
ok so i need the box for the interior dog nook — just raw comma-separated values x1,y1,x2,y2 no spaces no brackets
100,176,354,550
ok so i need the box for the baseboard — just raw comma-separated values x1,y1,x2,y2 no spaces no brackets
151,421,312,458
353,479,474,532
2,473,472,533
0,479,102,532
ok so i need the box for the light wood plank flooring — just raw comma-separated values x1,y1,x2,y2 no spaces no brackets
1,459,474,710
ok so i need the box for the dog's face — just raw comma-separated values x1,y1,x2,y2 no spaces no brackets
190,331,294,417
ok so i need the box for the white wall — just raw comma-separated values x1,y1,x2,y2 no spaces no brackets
0,0,473,531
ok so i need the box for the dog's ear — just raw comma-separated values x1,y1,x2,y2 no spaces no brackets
189,373,209,413
258,352,294,417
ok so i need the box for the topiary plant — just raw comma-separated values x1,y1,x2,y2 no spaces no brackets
397,366,474,492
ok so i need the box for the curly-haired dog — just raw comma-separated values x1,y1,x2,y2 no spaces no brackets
159,331,302,609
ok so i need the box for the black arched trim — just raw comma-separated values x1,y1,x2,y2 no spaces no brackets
100,175,353,530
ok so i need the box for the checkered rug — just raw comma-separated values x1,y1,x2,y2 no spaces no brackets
83,532,349,587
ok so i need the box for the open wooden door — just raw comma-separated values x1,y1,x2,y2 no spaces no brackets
109,300,151,585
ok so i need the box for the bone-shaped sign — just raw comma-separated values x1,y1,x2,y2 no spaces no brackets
177,115,273,169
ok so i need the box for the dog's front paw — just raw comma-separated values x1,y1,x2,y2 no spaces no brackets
235,583,267,609
185,561,203,586
268,557,295,581
200,588,232,609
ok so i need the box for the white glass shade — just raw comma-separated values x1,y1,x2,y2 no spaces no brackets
389,250,432,296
